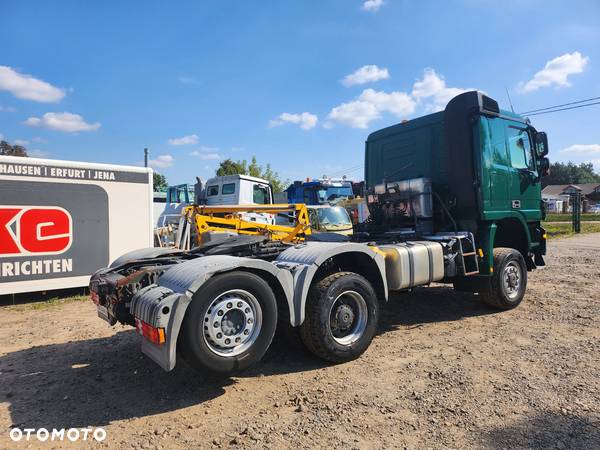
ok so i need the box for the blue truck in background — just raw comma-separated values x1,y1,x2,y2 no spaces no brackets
286,177,354,205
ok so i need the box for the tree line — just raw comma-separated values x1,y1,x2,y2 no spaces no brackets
3,140,597,191
541,161,600,187
0,140,28,157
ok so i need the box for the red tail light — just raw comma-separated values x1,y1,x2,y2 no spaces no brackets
135,319,166,345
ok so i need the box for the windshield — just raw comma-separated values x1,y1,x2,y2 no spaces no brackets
315,207,351,226
317,185,353,202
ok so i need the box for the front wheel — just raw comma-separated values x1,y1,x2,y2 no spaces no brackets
179,271,277,374
300,272,379,363
481,247,527,310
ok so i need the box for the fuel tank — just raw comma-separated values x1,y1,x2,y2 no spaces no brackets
378,241,444,290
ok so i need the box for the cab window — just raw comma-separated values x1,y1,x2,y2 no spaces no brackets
207,185,219,196
222,183,236,195
253,184,270,204
168,187,188,203
507,126,533,170
489,120,509,166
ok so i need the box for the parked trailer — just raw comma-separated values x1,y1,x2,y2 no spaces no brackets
90,91,550,374
0,156,153,295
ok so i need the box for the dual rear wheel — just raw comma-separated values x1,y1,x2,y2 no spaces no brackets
180,271,379,374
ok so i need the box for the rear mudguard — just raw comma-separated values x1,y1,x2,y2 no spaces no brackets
130,242,385,371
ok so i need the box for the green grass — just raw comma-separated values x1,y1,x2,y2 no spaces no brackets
544,213,600,222
543,222,600,239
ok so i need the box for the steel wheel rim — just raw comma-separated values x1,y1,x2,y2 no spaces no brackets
502,261,522,300
328,290,368,346
203,289,262,357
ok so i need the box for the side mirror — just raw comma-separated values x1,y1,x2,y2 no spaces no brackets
535,132,549,157
538,157,550,177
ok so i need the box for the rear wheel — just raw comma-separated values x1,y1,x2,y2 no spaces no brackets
300,272,379,363
481,247,527,310
180,271,277,374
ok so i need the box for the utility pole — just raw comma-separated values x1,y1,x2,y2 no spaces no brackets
144,148,149,168
571,192,581,233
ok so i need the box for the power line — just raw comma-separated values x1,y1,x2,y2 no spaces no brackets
519,96,600,115
524,101,600,117
342,166,364,174
328,164,363,177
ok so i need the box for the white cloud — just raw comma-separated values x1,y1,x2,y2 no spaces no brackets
590,159,600,172
326,68,471,128
359,89,416,116
342,65,390,87
32,136,47,144
412,68,471,112
519,51,589,93
326,99,380,129
269,112,318,130
0,105,16,112
190,147,221,160
362,0,384,12
24,112,100,133
28,149,50,158
560,144,600,155
148,154,174,169
0,66,65,103
190,150,221,160
13,139,29,146
326,88,415,128
0,133,3,140
168,134,199,146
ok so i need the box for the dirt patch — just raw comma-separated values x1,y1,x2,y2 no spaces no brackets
1,235,599,449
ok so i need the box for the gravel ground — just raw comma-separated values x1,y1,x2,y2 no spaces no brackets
1,234,599,449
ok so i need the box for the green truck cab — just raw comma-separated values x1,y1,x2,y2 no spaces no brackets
365,91,549,291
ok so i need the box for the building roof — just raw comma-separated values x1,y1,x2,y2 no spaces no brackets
541,193,565,200
542,183,600,196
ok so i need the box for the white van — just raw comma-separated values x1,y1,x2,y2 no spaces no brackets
203,174,273,206
203,174,274,225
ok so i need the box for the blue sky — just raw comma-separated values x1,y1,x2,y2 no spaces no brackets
1,0,599,185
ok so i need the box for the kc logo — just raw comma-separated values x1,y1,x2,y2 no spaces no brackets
0,206,73,256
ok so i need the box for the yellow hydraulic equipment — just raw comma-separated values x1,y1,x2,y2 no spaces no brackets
181,203,312,246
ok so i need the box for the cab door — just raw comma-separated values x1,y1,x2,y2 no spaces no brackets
505,124,541,221
485,117,511,211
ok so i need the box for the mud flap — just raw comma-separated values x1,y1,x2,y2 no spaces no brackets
130,285,192,371
534,253,546,268
453,275,492,293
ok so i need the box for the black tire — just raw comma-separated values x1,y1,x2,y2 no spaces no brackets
300,272,379,363
179,271,277,374
481,247,527,310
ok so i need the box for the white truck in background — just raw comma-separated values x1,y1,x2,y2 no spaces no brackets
203,174,273,207
153,174,275,246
